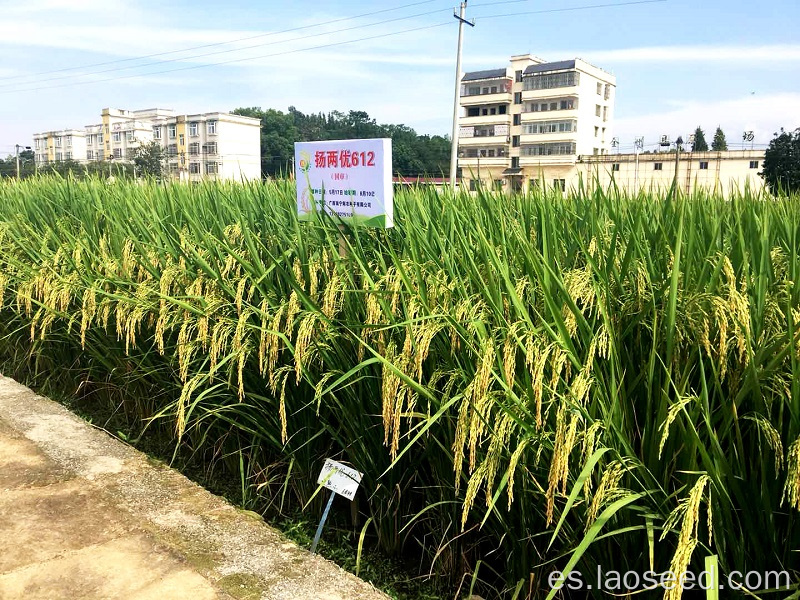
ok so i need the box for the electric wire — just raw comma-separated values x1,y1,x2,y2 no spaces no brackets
0,0,446,82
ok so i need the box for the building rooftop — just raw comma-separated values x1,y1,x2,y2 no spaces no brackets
523,60,576,75
462,68,508,82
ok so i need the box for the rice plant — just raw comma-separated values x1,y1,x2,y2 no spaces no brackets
0,174,798,598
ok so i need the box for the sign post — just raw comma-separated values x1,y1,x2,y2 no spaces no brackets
295,138,394,229
310,459,363,554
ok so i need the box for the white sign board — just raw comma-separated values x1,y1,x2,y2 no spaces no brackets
317,459,363,501
295,138,393,228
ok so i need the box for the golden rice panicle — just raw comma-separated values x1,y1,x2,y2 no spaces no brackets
662,475,711,600
782,436,800,510
467,343,497,474
587,459,626,526
658,395,696,460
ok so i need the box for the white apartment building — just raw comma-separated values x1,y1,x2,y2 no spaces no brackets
458,54,616,191
33,129,87,165
34,107,261,182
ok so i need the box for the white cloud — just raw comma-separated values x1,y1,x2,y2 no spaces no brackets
614,93,800,150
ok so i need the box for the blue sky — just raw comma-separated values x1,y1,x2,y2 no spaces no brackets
1,0,798,157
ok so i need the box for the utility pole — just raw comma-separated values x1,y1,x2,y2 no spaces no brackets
674,136,683,190
634,137,643,192
15,144,31,179
449,1,474,191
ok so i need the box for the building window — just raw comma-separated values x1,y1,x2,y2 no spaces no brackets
526,97,576,113
523,71,579,90
65,151,72,160
206,161,219,174
113,148,122,159
612,163,620,171
498,104,507,114
202,142,217,156
654,163,663,171
98,133,104,144
168,124,176,139
520,142,576,156
97,150,104,161
493,179,503,191
207,120,217,135
55,152,62,160
87,150,94,160
513,92,522,105
511,156,520,168
515,70,522,83
522,120,576,134
87,135,94,146
189,142,200,156
604,84,611,100
153,126,161,140
750,160,759,169
55,137,62,147
467,107,480,117
126,131,134,142
513,114,520,126
699,161,709,170
179,134,185,146
594,126,599,137
189,122,199,137
66,136,72,146
112,132,121,142
554,179,566,191
603,106,608,121
597,82,602,95
596,105,601,117
167,144,177,156
512,135,520,147
189,162,201,174
469,179,477,192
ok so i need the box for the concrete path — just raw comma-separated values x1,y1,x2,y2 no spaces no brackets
0,375,388,600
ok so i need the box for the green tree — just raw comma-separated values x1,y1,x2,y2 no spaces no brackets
711,126,728,151
761,127,800,195
693,127,708,151
133,140,167,179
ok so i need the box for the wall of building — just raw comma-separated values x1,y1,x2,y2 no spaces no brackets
32,107,261,182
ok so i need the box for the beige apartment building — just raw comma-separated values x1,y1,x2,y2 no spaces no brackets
458,54,616,192
577,149,766,194
34,108,261,182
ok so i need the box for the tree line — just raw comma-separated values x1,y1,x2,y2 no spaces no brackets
231,106,451,178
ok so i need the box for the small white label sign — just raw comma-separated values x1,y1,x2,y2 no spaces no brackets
295,138,393,228
317,459,363,501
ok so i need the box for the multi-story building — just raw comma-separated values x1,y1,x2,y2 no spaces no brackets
33,107,261,181
33,129,87,166
578,149,766,194
458,54,616,192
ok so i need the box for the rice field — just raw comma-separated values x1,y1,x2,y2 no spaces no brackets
0,176,798,598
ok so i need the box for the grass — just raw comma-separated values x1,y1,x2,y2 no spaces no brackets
0,174,799,598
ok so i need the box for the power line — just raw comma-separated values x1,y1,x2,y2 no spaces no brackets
0,0,668,95
0,0,446,83
473,0,666,18
1,22,453,95
0,6,451,89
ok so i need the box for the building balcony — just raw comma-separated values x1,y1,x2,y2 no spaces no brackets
519,154,577,167
460,114,512,127
520,109,578,121
460,92,512,107
459,156,508,168
520,132,578,145
521,88,577,100
459,135,509,147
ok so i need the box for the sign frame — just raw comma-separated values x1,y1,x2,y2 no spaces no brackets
295,138,394,228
